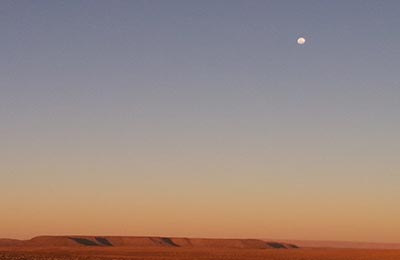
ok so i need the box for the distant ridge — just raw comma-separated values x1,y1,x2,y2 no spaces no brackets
0,239,23,247
270,239,400,250
0,236,298,249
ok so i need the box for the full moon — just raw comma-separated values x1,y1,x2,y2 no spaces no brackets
297,37,306,45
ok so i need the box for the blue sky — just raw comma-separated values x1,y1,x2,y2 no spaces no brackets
1,1,400,241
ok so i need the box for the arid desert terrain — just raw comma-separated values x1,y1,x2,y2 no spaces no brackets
1,236,400,260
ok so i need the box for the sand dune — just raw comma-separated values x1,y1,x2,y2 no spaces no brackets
0,236,297,249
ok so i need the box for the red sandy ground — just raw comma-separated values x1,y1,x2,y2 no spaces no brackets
1,247,400,260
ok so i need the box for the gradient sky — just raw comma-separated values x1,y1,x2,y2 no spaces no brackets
1,0,400,242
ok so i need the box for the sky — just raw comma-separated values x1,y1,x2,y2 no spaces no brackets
1,0,400,242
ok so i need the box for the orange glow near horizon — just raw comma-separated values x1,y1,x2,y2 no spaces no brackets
2,156,400,243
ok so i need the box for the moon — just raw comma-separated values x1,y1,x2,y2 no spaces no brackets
297,37,306,45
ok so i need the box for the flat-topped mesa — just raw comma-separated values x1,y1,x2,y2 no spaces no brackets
0,236,298,249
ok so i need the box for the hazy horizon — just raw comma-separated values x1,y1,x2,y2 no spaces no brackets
1,1,400,243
